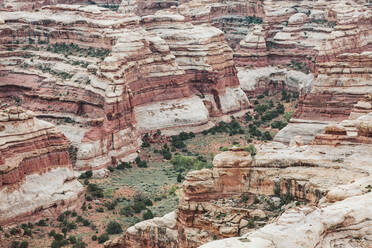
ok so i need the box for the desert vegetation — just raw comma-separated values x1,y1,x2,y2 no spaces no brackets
0,89,298,247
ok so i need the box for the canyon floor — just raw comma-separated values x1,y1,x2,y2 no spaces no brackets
0,92,298,248
1,0,371,247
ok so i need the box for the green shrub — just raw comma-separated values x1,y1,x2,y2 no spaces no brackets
144,199,153,206
261,110,279,122
169,185,177,195
135,157,148,168
244,145,257,156
262,131,273,141
143,210,154,220
163,151,172,160
82,219,90,227
171,139,186,149
120,206,133,217
244,113,252,122
132,201,146,213
248,219,255,228
36,219,48,226
11,241,20,248
49,230,57,237
179,132,190,140
53,233,64,241
87,183,104,198
117,162,132,169
271,120,287,130
283,111,293,122
79,170,92,179
105,200,117,210
220,147,229,152
241,193,249,202
51,239,69,248
47,43,110,59
254,104,269,115
273,183,280,196
96,207,104,213
106,221,122,234
276,103,285,114
248,124,262,137
23,227,32,236
280,194,294,206
170,154,208,172
10,227,19,235
177,173,184,183
68,236,77,244
98,233,109,244
72,238,87,248
141,133,150,147
61,221,77,232
19,241,28,248
92,235,97,241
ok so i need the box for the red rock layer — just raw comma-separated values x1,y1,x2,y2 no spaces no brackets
0,107,71,188
0,0,122,11
0,107,84,225
294,52,372,121
0,5,249,169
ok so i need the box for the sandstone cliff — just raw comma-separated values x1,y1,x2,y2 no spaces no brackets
116,111,372,248
0,107,84,225
0,5,249,170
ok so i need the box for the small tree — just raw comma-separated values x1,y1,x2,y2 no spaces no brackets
143,210,154,220
106,221,122,234
177,173,183,183
20,241,29,248
98,233,109,244
244,145,257,156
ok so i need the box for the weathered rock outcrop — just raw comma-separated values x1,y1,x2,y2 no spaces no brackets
0,0,121,11
0,107,84,225
201,191,372,248
120,0,265,49
118,110,372,248
118,211,179,248
0,5,248,169
238,66,313,97
119,0,372,135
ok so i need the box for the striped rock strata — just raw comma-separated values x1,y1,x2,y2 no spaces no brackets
0,107,83,225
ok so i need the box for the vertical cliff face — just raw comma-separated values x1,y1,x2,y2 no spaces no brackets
0,107,84,225
0,5,249,170
0,0,122,11
120,0,371,129
119,0,265,49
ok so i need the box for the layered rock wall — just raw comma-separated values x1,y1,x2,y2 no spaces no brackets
0,0,122,11
0,5,248,169
0,107,84,225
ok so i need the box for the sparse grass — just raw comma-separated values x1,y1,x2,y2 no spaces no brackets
47,43,110,59
0,90,299,247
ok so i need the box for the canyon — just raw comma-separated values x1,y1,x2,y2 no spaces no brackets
0,0,371,247
114,110,372,248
